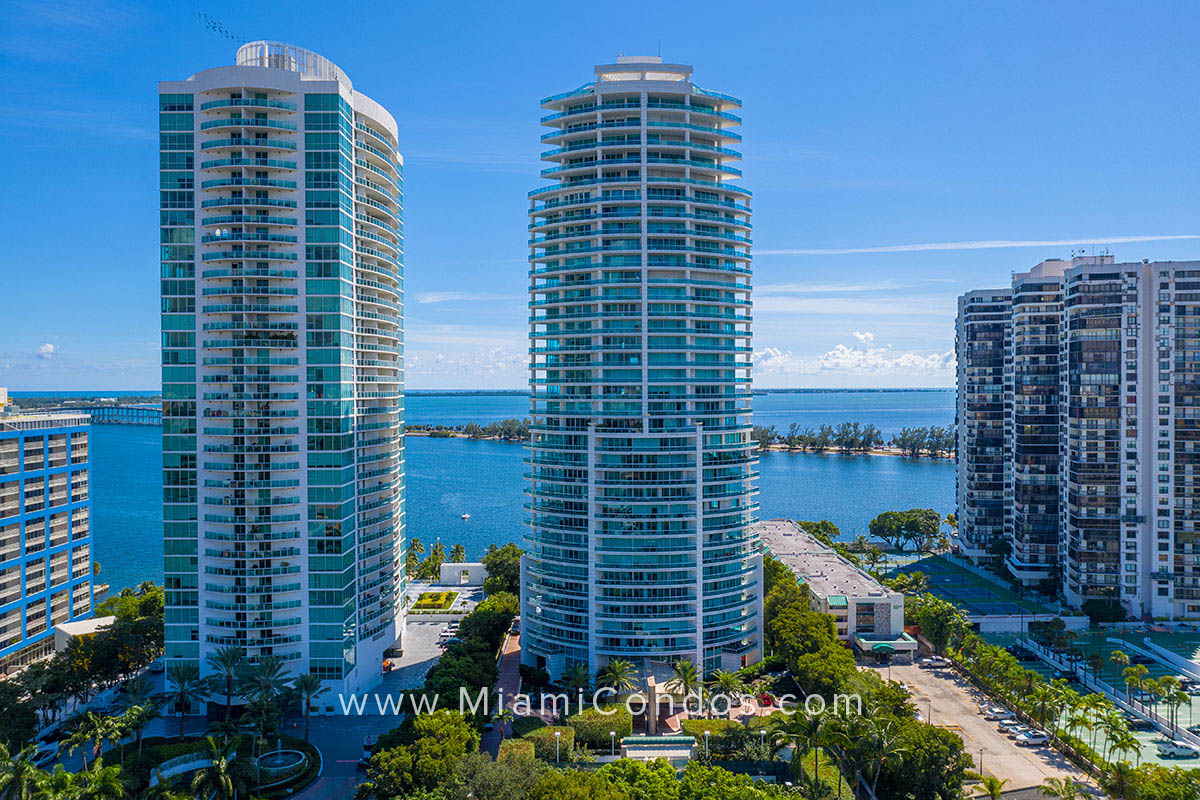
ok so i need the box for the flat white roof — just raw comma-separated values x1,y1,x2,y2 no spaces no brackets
756,520,901,604
55,616,114,636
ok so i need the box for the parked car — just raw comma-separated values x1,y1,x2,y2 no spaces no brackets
984,707,1015,721
32,744,57,768
997,719,1024,732
1186,724,1200,736
1130,654,1156,665
1052,669,1075,681
1157,740,1200,759
148,659,165,674
1015,732,1050,746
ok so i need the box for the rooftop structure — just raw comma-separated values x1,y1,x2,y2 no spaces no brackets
756,519,913,660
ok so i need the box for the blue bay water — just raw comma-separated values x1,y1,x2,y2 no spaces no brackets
89,391,955,592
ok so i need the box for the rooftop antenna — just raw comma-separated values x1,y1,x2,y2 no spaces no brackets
658,38,662,57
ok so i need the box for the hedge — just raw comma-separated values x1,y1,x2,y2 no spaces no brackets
680,718,743,742
523,725,573,760
498,738,535,761
510,715,547,738
565,706,632,748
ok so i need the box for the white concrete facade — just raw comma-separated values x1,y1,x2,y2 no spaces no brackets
522,57,762,679
159,42,406,696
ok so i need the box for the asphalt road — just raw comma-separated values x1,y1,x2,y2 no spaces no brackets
877,662,1092,790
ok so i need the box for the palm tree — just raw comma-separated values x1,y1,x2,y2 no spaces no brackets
0,744,42,800
709,670,745,719
63,712,119,770
291,673,328,744
1038,777,1085,800
864,718,905,799
1029,683,1059,730
450,543,466,563
79,762,126,800
1109,649,1129,689
670,658,704,713
785,711,830,800
206,646,245,722
1102,760,1137,800
561,662,592,695
166,662,209,740
119,703,159,761
240,654,290,705
1108,730,1142,767
33,764,80,800
496,708,515,740
189,737,243,800
596,658,638,694
980,775,1009,800
1123,664,1148,709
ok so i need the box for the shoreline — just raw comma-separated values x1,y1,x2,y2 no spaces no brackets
404,430,954,460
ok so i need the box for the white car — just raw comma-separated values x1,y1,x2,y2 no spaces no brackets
32,743,57,767
1157,740,1200,759
1005,725,1034,739
984,707,1015,721
1015,732,1049,746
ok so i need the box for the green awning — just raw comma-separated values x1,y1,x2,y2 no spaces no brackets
871,643,896,653
828,595,848,609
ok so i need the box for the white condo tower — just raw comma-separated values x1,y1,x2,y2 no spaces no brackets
522,57,763,681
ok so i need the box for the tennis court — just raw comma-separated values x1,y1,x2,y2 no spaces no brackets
886,554,1052,616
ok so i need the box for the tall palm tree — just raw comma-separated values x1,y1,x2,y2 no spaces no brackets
561,662,592,695
450,543,467,563
189,737,243,800
240,654,290,705
670,659,703,713
0,744,42,800
785,711,830,800
1108,730,1142,767
709,670,745,719
1038,777,1085,800
864,718,905,799
980,776,1009,800
120,703,159,760
291,673,328,744
596,658,638,694
206,646,245,722
64,712,119,770
166,662,209,740
1029,683,1059,730
1109,649,1129,689
1123,664,1148,709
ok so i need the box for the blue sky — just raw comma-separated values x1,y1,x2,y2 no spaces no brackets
3,0,1200,390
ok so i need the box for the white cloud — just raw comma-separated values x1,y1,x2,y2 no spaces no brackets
851,331,875,344
757,234,1200,256
414,291,521,304
753,342,954,376
37,343,57,359
408,347,525,379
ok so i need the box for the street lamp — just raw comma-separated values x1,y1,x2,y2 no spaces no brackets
705,730,711,757
927,698,932,725
610,730,616,757
555,731,561,763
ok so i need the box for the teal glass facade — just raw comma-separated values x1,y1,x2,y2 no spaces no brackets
160,44,405,694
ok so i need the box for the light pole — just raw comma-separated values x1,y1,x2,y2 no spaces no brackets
555,731,561,763
705,730,711,758
927,698,932,725
610,730,616,757
978,748,983,775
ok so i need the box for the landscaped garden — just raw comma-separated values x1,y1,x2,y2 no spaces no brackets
412,590,459,611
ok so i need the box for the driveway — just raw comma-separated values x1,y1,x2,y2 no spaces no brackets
875,663,1092,790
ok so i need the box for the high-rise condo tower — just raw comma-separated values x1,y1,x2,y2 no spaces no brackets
159,42,406,696
523,57,762,680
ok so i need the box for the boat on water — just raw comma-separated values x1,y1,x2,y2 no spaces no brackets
461,513,470,520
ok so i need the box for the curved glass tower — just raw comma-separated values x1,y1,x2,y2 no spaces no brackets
159,42,405,696
523,57,761,679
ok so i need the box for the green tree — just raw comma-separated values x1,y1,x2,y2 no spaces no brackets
205,645,244,722
189,736,246,800
482,543,522,595
1038,777,1086,800
527,769,628,800
670,659,703,707
0,744,42,800
78,761,126,799
165,663,209,740
981,775,1009,799
450,544,467,563
448,751,544,800
596,659,638,693
292,673,329,744
560,662,592,695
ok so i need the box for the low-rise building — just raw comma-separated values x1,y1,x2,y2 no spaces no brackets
756,519,916,662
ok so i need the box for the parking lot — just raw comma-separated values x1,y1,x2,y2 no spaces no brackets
878,662,1092,790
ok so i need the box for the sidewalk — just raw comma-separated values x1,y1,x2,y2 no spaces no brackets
481,622,522,757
